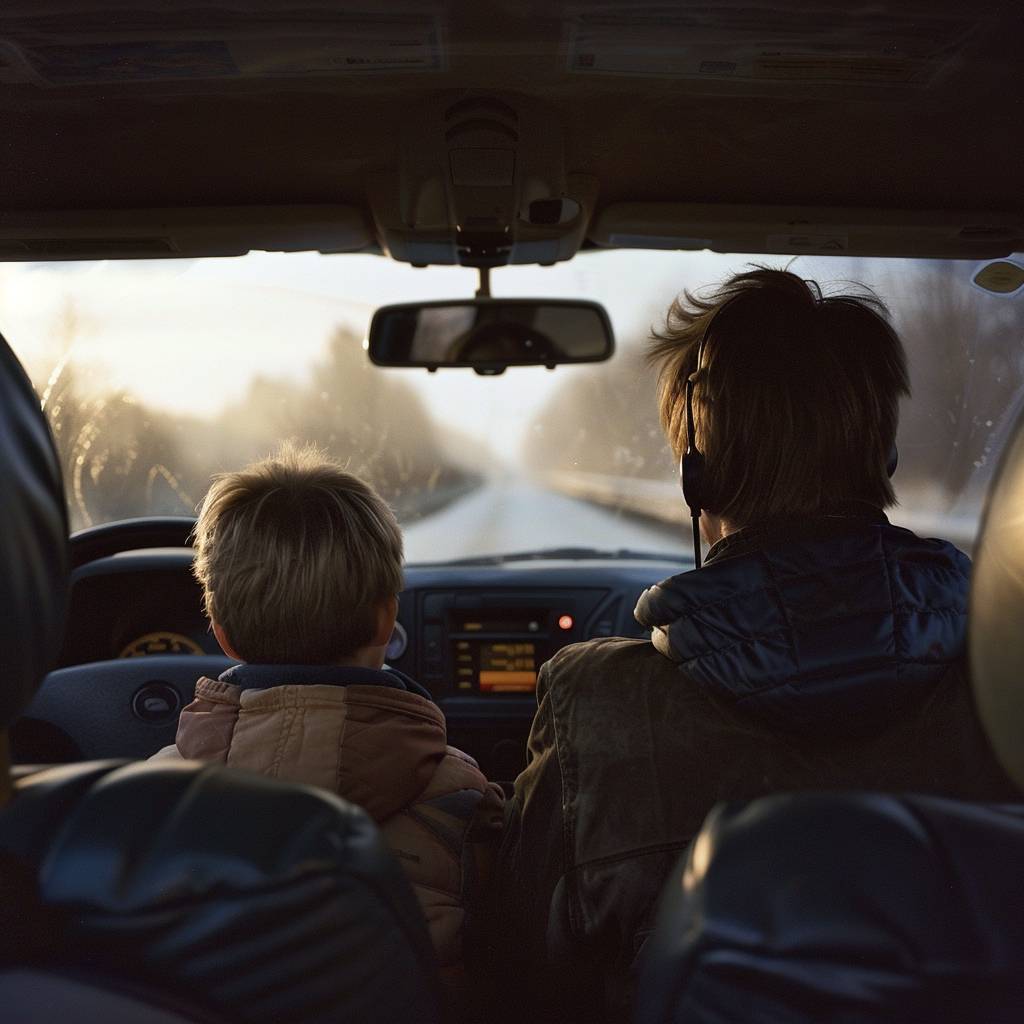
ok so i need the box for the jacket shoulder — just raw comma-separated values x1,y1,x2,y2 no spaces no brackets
542,636,678,698
418,745,493,800
548,635,659,669
882,526,971,595
411,746,504,839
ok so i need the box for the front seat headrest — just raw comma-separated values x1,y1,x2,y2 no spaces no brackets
0,333,69,728
971,410,1024,790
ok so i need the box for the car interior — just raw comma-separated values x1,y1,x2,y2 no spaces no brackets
0,0,1022,1020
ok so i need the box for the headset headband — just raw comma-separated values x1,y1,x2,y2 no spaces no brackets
681,332,708,567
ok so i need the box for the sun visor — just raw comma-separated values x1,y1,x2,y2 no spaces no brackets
564,5,980,94
970,407,1024,793
0,9,446,87
589,204,1024,260
0,206,373,260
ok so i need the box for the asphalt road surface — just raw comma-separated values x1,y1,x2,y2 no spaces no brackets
403,478,686,564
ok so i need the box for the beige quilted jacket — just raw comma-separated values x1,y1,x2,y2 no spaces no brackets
155,675,504,975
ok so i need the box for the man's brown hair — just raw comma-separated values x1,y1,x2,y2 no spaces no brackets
651,267,909,527
193,444,403,664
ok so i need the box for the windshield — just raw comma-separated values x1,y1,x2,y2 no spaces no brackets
3,250,1022,562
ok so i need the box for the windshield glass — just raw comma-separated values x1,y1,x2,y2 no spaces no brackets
3,250,1022,562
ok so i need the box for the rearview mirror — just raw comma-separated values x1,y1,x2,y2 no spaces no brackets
367,299,614,373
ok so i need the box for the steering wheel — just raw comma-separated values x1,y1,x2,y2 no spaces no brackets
23,514,411,765
12,516,220,765
70,516,198,569
24,513,401,763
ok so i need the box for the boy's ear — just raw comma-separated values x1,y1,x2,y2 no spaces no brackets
212,621,243,662
372,596,399,648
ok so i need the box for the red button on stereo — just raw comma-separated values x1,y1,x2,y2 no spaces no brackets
558,614,574,631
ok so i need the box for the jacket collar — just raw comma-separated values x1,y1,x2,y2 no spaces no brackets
219,663,434,701
635,514,971,736
704,502,889,566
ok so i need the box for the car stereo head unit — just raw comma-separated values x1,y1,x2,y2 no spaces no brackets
417,590,613,698
450,607,552,695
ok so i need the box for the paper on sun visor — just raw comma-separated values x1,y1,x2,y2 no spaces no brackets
972,261,1024,297
18,15,444,85
228,21,445,76
566,6,976,86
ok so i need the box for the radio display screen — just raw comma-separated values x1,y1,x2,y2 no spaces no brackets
452,635,540,694
478,641,537,693
446,606,569,695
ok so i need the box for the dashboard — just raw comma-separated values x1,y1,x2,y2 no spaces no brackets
22,547,684,780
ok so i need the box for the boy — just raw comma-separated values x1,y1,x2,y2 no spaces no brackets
156,444,503,981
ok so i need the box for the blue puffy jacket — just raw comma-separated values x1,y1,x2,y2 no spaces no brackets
635,505,971,736
484,507,1015,1024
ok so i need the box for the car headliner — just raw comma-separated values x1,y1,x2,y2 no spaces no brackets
0,0,1021,262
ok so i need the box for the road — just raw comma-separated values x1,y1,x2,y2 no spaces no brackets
402,473,980,564
402,478,686,563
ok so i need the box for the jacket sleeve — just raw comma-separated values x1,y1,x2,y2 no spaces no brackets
465,780,506,890
148,743,184,760
473,660,606,1022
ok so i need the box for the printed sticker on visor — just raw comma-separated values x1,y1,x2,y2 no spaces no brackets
24,17,444,85
26,42,239,84
973,261,1024,296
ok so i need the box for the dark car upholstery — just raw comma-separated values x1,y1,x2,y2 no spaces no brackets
0,967,228,1024
0,332,69,727
0,332,443,1024
634,403,1024,1023
635,794,1024,1023
1,760,444,1024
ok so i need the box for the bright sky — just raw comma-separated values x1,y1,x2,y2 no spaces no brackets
0,248,751,458
4,247,1020,545
5,248,1010,468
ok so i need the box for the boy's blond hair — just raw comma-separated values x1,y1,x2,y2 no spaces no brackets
193,444,403,664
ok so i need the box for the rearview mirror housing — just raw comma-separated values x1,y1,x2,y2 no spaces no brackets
367,298,614,374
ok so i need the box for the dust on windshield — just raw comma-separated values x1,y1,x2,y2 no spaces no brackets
2,251,1022,561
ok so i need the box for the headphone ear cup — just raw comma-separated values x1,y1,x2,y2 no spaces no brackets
681,450,705,515
886,445,899,479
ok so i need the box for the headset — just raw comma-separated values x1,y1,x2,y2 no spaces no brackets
680,332,709,568
680,327,899,570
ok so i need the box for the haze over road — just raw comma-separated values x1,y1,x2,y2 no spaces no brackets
403,478,687,565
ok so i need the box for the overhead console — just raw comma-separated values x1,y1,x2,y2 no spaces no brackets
367,93,597,268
